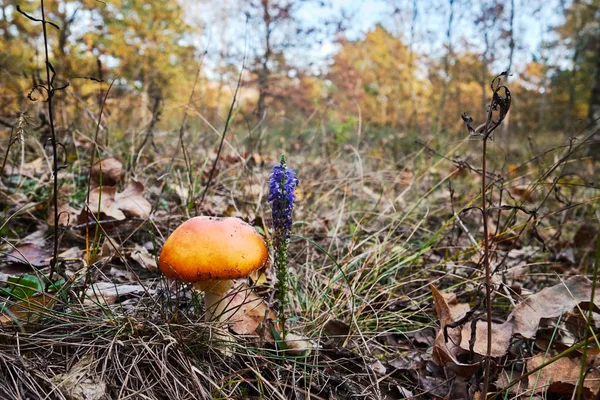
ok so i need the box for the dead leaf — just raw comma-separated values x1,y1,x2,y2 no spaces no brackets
573,223,599,249
85,185,124,220
459,320,513,357
509,276,600,339
58,247,83,260
5,243,52,267
91,157,122,188
83,180,151,221
431,285,470,327
52,355,107,400
368,359,387,375
84,282,147,305
324,319,351,336
222,284,276,336
115,180,151,218
2,157,46,178
248,269,268,286
511,184,534,201
527,354,600,397
431,285,481,376
73,134,94,149
55,201,80,226
5,227,51,268
394,166,414,190
496,368,527,395
130,245,157,271
432,328,481,377
0,294,57,325
284,333,313,356
173,182,189,205
87,237,119,267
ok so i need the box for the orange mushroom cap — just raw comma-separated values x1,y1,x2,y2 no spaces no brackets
159,216,268,282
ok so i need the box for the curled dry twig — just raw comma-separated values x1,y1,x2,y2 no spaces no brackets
461,71,511,396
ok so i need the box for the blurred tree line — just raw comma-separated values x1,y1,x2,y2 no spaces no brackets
0,0,598,152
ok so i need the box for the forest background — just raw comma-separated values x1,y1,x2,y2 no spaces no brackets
1,0,598,154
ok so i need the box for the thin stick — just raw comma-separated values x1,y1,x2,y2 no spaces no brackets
39,0,59,282
481,137,493,396
462,73,511,396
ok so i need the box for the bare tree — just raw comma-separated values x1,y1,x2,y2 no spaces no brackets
500,0,516,140
435,0,455,138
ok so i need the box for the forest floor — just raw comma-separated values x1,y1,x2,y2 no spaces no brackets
0,120,599,399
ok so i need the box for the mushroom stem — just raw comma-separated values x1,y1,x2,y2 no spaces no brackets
195,280,235,322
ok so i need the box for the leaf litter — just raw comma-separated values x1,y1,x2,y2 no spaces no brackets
432,276,600,397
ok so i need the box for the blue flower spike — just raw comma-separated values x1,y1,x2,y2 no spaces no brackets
268,155,299,339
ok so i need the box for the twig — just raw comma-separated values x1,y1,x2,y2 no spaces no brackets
461,72,511,396
481,126,493,397
36,0,60,282
454,211,483,254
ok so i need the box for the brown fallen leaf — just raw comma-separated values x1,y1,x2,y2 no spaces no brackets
5,243,52,267
86,237,119,267
115,180,151,218
510,184,534,201
496,368,527,395
4,228,52,268
2,157,46,178
83,180,151,221
283,333,313,356
91,157,122,188
509,276,600,339
573,223,599,249
84,282,147,305
248,269,268,286
394,167,414,190
432,328,481,377
218,283,277,336
54,201,80,226
369,359,387,375
459,320,513,357
430,285,481,376
431,285,471,327
52,354,107,400
0,294,57,325
130,245,158,271
527,354,600,397
323,319,351,336
85,185,124,220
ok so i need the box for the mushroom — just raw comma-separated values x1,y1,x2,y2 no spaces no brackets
159,216,268,322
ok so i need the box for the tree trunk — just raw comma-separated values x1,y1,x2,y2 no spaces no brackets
256,0,272,120
500,0,515,142
408,0,418,132
435,0,455,140
567,5,583,133
589,39,600,128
